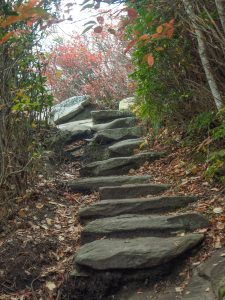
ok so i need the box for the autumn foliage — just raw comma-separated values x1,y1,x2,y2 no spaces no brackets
46,31,133,106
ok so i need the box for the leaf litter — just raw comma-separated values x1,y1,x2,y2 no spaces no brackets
0,141,98,299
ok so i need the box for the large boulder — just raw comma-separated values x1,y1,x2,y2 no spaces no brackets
52,95,96,125
75,234,204,270
91,110,133,124
80,151,165,177
91,117,137,132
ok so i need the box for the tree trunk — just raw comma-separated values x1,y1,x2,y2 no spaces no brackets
215,0,225,34
183,0,224,110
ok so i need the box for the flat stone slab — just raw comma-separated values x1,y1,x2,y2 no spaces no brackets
99,183,169,200
91,117,137,132
108,138,145,156
82,213,209,242
91,110,133,124
68,175,152,192
88,126,145,145
75,234,204,270
78,196,199,222
58,119,93,140
58,119,93,132
80,152,164,177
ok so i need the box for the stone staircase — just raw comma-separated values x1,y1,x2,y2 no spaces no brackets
64,110,209,299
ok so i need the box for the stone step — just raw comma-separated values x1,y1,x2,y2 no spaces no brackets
91,110,133,124
99,183,169,200
78,195,200,223
91,117,137,132
108,138,145,157
87,126,145,145
75,233,204,271
80,151,164,177
68,175,152,192
81,213,209,243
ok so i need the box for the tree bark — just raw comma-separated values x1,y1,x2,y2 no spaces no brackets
215,0,225,34
183,0,224,110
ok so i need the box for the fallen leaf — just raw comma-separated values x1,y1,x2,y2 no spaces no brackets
46,218,53,225
216,222,225,230
175,287,183,293
41,224,48,230
214,236,222,249
46,281,56,291
36,203,44,209
213,207,223,214
18,208,27,217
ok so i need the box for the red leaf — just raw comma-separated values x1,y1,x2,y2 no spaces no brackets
124,39,137,53
0,32,14,45
94,26,103,33
147,54,154,67
156,25,163,33
97,16,104,25
108,28,116,35
139,34,149,41
127,8,138,19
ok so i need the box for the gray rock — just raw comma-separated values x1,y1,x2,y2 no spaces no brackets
108,138,145,156
58,119,93,133
58,119,93,140
80,152,164,177
91,110,133,124
91,117,137,132
52,96,97,125
99,183,169,200
75,234,204,270
78,196,200,222
183,248,225,299
119,97,135,111
68,175,152,192
82,213,209,242
182,273,215,300
88,126,145,145
52,95,90,125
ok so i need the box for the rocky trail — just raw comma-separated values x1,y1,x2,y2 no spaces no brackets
1,97,225,300
53,100,218,300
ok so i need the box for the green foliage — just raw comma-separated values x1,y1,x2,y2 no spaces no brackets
184,109,225,181
0,0,59,223
211,124,225,140
127,0,193,129
187,111,215,136
205,149,225,182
